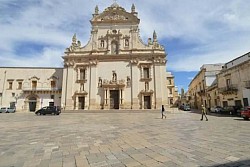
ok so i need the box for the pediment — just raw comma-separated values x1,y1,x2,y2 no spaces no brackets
47,75,59,80
29,75,40,80
91,7,139,24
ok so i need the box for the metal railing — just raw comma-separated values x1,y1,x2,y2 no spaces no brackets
218,84,238,93
22,87,62,91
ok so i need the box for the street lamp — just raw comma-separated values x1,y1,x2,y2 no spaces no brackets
14,94,19,109
41,98,43,108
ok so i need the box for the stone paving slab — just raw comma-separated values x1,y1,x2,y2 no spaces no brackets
0,111,250,167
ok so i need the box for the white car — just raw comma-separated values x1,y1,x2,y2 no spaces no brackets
210,106,223,113
0,107,16,113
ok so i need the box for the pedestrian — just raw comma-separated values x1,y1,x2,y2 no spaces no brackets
161,105,166,119
200,104,208,121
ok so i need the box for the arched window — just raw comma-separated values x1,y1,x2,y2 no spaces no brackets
111,41,118,54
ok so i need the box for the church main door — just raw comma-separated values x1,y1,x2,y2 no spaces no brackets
144,96,151,109
78,97,85,109
110,90,119,109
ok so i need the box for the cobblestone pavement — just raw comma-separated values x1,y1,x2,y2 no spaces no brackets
0,111,250,167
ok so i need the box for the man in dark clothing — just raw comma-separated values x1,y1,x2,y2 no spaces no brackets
161,105,166,119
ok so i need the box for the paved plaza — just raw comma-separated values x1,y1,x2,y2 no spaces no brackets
0,110,250,167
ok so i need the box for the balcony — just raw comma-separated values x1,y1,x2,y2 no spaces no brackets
74,90,88,96
197,90,205,96
22,87,62,93
167,83,175,87
244,80,250,89
218,84,238,94
76,79,87,83
140,77,152,82
139,89,154,95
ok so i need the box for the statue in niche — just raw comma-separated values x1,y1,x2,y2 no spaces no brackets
98,77,102,87
111,41,118,54
100,40,104,48
127,76,131,87
125,39,129,47
112,71,117,82
80,83,84,91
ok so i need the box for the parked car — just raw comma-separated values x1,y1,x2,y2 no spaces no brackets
7,108,16,113
179,104,184,110
210,106,223,113
221,106,235,115
183,105,191,111
0,107,15,113
241,107,250,120
35,106,61,115
0,107,7,113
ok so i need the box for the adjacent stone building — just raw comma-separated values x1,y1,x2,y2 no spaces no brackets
0,3,171,112
0,67,63,111
188,52,250,110
217,52,250,107
187,64,223,109
166,72,179,107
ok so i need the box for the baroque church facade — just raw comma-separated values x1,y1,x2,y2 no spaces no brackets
0,3,170,111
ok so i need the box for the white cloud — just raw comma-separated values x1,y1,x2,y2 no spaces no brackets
0,0,250,71
0,47,63,67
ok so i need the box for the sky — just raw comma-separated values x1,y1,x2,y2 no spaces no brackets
1,0,250,92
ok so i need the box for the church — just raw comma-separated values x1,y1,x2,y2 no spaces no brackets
0,3,170,111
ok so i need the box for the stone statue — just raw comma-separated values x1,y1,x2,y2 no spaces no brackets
98,77,102,87
127,76,131,87
125,39,129,47
112,71,117,82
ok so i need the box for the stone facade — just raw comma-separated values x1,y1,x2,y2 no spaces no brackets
166,72,179,107
188,52,250,110
0,67,63,112
62,3,168,110
187,64,223,109
217,52,250,107
0,3,171,112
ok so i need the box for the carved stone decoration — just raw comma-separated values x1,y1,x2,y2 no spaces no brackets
130,59,138,64
64,61,75,67
103,79,109,84
66,34,82,52
95,5,99,15
119,79,125,84
103,14,126,21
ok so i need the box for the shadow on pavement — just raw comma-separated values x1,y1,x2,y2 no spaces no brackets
190,109,241,118
204,159,250,167
234,118,249,121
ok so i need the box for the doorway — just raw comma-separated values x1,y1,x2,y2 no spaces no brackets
29,97,37,112
78,97,85,109
110,90,119,109
144,96,151,109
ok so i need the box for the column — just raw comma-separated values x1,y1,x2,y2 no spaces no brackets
75,96,79,110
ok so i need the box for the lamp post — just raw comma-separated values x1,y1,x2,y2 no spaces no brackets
14,94,19,110
41,98,43,108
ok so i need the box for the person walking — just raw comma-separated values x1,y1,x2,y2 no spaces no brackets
200,104,208,121
161,105,166,119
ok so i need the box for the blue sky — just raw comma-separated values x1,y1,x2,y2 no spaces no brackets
1,0,250,92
